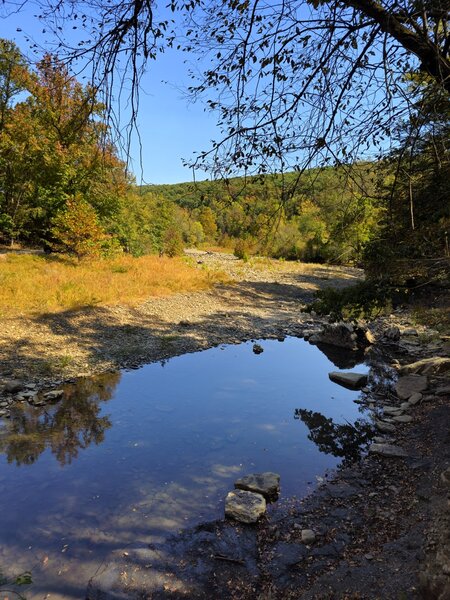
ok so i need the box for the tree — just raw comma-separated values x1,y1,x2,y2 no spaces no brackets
16,0,448,178
0,50,130,247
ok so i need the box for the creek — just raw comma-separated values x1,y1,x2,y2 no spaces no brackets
0,337,371,599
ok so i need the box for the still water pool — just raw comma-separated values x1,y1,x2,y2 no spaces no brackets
0,337,370,599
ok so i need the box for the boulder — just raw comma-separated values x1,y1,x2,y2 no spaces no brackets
399,357,450,376
225,490,266,524
309,322,358,350
384,326,401,342
3,380,23,394
369,443,408,458
235,472,280,502
328,371,368,390
395,375,428,400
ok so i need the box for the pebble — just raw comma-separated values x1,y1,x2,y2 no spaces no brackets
301,529,316,544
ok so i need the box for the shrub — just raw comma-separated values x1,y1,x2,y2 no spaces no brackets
307,280,407,321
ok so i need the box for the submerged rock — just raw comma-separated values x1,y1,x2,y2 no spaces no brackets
395,375,428,400
225,490,266,523
369,443,408,458
328,371,368,390
234,472,280,501
252,343,264,355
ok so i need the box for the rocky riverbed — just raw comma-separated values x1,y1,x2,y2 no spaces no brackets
1,250,449,599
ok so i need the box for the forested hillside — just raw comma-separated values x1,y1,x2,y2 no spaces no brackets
142,165,380,264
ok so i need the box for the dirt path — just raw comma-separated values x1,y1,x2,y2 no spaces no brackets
0,250,362,386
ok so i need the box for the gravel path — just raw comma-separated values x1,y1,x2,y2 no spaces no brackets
0,250,362,385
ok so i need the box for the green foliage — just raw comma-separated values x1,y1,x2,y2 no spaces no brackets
307,281,404,321
363,80,450,284
51,196,120,259
142,164,379,264
234,238,251,261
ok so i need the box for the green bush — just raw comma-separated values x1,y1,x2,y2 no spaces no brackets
307,280,407,321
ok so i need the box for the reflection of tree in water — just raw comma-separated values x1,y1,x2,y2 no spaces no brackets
294,408,373,465
0,372,120,466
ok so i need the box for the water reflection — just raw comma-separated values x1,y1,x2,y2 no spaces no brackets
314,342,365,369
0,372,119,466
294,408,372,465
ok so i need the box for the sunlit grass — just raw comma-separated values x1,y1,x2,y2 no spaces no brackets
0,253,227,317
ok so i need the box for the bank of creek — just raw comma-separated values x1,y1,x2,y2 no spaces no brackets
0,250,448,599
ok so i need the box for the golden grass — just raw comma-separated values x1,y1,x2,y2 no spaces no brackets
0,253,227,317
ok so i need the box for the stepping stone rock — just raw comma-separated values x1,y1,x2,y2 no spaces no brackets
225,490,266,524
252,344,264,355
400,402,411,410
399,357,450,376
301,529,316,544
395,375,428,400
369,443,408,458
328,371,368,390
235,472,280,501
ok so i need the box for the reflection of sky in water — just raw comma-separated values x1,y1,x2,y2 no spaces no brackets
0,338,369,599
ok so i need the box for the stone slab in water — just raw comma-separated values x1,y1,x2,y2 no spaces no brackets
234,472,280,501
225,489,266,523
369,443,408,458
395,375,428,400
329,371,368,390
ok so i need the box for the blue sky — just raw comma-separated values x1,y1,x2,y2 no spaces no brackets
0,4,220,184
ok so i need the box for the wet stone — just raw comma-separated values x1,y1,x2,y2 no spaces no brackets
235,472,280,501
328,371,368,390
225,489,266,523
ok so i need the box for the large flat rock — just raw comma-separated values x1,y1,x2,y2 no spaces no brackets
399,357,450,376
329,371,368,390
235,472,280,501
395,375,428,400
225,489,266,523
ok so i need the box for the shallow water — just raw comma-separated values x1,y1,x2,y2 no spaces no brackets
0,337,370,599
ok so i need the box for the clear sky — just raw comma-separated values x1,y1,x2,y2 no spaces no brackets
0,4,220,185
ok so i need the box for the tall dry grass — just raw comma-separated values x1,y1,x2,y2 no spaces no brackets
0,253,226,317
